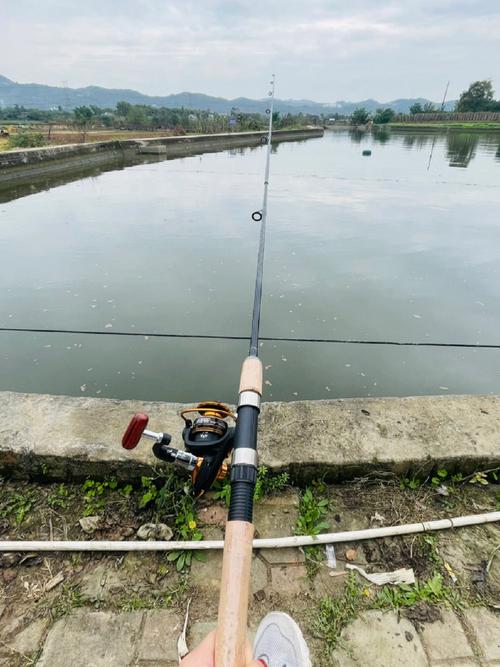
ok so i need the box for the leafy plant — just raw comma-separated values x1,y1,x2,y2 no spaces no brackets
214,466,290,506
468,471,489,486
213,479,232,506
47,483,73,509
295,486,329,536
81,478,118,515
295,484,330,577
400,477,421,491
0,489,38,525
375,573,459,610
431,468,449,487
254,467,290,502
138,476,158,508
165,487,204,571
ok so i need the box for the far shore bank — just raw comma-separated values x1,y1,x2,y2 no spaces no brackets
0,128,324,189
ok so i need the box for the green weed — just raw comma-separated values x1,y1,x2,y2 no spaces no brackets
214,466,290,506
311,573,363,654
0,489,38,525
47,483,74,510
400,477,421,490
468,471,489,486
116,576,188,611
375,572,460,610
51,584,84,620
254,466,290,502
81,478,132,515
295,486,329,536
295,483,330,577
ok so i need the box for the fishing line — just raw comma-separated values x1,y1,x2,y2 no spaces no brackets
0,326,499,349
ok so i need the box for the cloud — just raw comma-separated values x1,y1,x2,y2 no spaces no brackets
2,1,499,101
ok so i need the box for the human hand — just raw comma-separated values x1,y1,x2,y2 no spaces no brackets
180,630,264,667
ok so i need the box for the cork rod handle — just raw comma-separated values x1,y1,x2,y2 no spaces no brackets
214,521,254,667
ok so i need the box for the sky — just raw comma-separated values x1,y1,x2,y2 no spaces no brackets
3,0,500,103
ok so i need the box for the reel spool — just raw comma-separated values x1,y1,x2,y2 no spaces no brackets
122,401,235,497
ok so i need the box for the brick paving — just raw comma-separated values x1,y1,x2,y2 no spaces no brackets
0,490,498,666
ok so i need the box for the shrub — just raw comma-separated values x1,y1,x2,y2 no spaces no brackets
9,132,46,149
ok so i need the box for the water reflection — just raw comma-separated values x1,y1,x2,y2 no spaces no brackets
348,129,367,144
346,128,500,169
446,133,478,168
372,127,390,144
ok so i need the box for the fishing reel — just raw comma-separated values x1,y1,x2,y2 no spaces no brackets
122,401,236,497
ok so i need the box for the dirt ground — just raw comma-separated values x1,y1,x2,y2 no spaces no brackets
0,475,499,665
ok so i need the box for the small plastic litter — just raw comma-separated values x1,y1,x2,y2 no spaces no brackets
444,561,458,583
325,544,337,569
346,563,415,586
177,597,191,661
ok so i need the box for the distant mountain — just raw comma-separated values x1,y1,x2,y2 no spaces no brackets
0,74,455,115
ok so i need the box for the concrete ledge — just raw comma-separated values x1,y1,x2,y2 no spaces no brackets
0,128,323,186
0,391,498,483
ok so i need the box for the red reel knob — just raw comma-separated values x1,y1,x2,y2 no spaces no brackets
122,413,149,450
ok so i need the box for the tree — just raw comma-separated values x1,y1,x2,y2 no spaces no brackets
272,110,282,129
73,106,93,140
350,107,370,126
423,102,436,113
116,101,132,118
373,108,395,124
126,106,148,129
456,80,494,112
409,103,423,114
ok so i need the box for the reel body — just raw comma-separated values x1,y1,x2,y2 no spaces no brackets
122,401,235,496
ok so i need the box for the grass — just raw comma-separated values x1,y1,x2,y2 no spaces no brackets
312,571,462,657
311,573,364,653
374,572,461,610
115,575,188,612
50,584,84,620
213,465,290,506
389,121,500,130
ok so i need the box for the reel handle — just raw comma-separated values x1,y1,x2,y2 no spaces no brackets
122,413,149,450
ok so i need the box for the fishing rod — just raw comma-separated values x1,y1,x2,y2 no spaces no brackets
121,74,276,666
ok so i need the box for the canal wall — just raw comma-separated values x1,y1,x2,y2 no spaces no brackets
0,128,323,186
0,391,498,483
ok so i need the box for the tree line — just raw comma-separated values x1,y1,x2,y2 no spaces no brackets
0,101,322,135
350,80,500,126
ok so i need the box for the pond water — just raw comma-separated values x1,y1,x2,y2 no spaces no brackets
1,129,500,403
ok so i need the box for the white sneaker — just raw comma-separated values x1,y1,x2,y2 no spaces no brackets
253,612,312,667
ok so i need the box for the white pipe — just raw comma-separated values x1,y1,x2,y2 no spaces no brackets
0,511,498,552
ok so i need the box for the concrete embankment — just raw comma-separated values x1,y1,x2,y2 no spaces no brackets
0,391,498,483
0,128,323,187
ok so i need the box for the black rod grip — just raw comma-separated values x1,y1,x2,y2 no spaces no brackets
228,405,258,522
